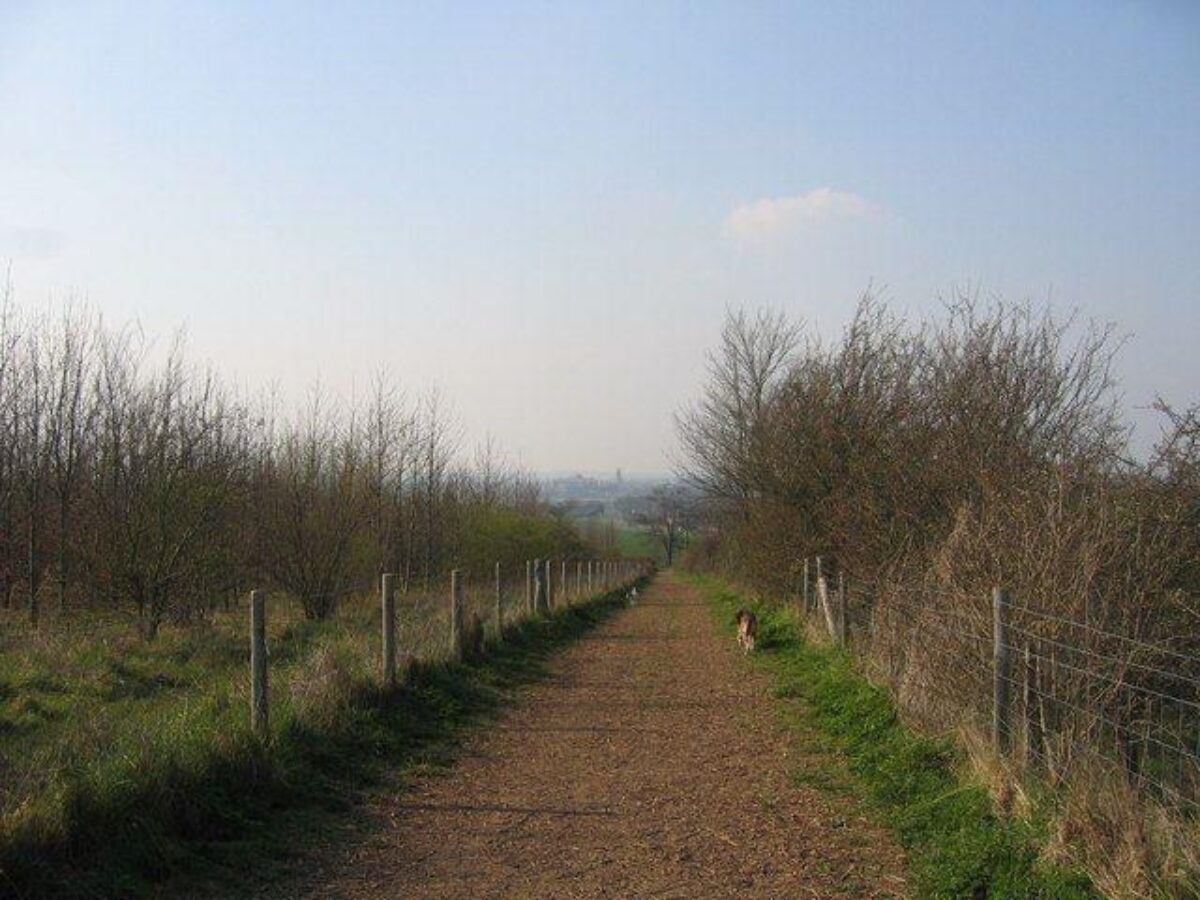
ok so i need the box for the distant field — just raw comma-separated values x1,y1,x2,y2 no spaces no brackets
617,526,665,565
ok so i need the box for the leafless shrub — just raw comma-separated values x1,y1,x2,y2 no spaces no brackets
0,287,591,637
679,294,1200,893
632,484,698,566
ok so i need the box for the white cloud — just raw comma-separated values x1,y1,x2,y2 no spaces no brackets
724,188,883,241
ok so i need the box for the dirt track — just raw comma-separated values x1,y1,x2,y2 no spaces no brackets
274,573,906,898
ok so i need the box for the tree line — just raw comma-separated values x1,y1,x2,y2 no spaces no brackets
677,295,1200,794
0,285,586,636
679,296,1199,635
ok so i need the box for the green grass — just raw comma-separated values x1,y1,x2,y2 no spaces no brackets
0,581,643,898
616,526,665,565
686,574,1095,900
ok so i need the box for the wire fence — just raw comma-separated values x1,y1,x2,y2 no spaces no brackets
246,557,650,734
0,554,651,856
794,557,1200,817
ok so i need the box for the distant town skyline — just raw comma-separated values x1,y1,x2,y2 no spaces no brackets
3,2,1197,471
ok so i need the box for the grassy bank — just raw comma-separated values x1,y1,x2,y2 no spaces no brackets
686,574,1094,899
0,581,643,898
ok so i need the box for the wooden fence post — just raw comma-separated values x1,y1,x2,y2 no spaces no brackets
450,570,464,662
576,560,583,597
587,560,594,593
529,559,539,614
526,559,533,614
815,555,823,618
561,560,568,605
993,586,1012,754
494,561,503,640
534,559,546,613
816,573,837,644
250,589,268,736
381,573,397,687
1023,642,1039,769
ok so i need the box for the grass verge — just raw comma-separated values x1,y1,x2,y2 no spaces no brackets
0,581,644,899
686,573,1095,900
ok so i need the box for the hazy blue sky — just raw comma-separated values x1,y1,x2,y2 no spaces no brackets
2,2,1197,473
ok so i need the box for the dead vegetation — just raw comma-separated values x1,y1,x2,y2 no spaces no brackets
0,284,589,635
678,294,1200,896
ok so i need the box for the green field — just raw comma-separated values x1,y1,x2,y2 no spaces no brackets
616,525,666,564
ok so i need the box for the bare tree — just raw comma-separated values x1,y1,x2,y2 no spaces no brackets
87,331,247,636
17,314,50,624
0,277,19,609
675,307,799,507
471,434,510,508
416,388,459,589
257,385,366,619
636,484,697,566
363,369,415,578
45,302,97,609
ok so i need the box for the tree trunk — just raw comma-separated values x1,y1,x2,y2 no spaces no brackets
57,503,69,613
27,515,39,626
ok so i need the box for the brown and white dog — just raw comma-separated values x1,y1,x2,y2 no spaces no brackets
735,608,758,653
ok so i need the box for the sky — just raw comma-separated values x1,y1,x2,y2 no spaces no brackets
2,2,1197,475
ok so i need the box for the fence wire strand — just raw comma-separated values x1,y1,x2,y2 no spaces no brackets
794,557,1200,815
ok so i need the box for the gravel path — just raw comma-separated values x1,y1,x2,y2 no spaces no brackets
271,572,907,899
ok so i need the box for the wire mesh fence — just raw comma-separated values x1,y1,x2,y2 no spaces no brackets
793,557,1200,817
245,557,650,734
